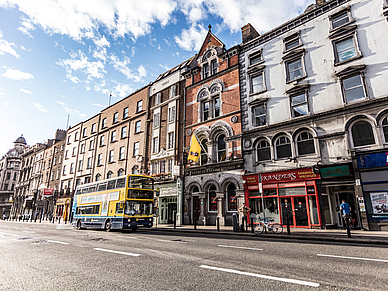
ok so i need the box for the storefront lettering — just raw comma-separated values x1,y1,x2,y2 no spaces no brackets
187,162,243,176
262,173,297,182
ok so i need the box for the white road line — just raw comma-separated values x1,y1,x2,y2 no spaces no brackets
317,254,388,263
94,248,141,257
0,234,5,238
0,231,20,237
157,239,187,243
199,265,320,287
47,240,69,245
23,231,36,233
218,245,263,251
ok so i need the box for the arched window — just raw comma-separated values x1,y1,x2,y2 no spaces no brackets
208,185,217,211
131,166,138,174
382,117,388,143
351,121,375,147
95,174,101,182
275,136,292,159
200,139,208,165
118,168,125,176
106,171,113,179
257,140,271,162
192,186,199,193
217,134,226,162
297,132,315,155
227,183,237,211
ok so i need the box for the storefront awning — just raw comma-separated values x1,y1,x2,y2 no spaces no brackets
56,198,71,205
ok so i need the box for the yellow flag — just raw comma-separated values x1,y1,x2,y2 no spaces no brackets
188,134,201,162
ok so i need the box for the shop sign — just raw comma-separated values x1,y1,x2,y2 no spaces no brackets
187,161,243,176
320,165,351,178
261,168,319,184
370,192,388,215
357,152,388,169
43,188,54,196
358,197,366,212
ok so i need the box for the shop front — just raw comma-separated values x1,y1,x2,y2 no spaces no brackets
244,167,322,228
355,150,388,231
55,198,71,221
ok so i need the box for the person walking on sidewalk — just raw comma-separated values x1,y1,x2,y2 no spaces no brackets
340,199,352,228
238,203,251,231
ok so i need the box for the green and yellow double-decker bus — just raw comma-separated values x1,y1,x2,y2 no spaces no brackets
71,174,154,231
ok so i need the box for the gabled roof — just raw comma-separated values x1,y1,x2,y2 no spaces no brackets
197,25,225,58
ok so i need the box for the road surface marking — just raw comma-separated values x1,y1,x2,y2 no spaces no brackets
0,231,20,237
317,254,388,263
199,265,320,287
23,231,36,233
94,248,141,257
157,239,187,243
47,240,69,245
218,245,263,251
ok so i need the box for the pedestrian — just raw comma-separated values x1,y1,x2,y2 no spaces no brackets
238,202,251,231
340,199,351,227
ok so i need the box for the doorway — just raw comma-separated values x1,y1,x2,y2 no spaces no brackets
280,196,309,227
167,203,177,224
192,196,200,224
335,192,358,227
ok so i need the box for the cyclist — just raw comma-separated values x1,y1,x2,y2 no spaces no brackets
340,199,352,228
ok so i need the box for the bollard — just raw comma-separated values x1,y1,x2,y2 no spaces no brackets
194,217,197,230
286,215,291,235
346,217,351,238
217,217,220,232
173,211,176,229
251,218,254,233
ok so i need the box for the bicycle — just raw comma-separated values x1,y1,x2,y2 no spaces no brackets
254,217,283,235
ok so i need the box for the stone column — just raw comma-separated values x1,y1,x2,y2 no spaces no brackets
184,196,191,225
236,189,246,226
216,191,225,226
198,192,206,225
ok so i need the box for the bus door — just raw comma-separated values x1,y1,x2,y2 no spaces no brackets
115,202,125,228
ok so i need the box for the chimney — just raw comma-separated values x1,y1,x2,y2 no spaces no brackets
316,0,325,5
241,23,260,43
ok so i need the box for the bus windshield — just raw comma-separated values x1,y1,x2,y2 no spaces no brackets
125,201,153,215
128,176,153,190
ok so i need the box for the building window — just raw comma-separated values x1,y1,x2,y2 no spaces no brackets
217,134,226,162
291,93,309,117
135,121,141,133
70,163,74,173
202,101,210,121
123,107,129,118
214,97,220,118
78,160,83,171
109,150,114,163
203,63,209,79
102,118,107,129
208,185,217,211
89,139,94,150
80,143,85,153
121,126,127,138
152,137,159,154
251,73,264,94
168,106,176,122
334,37,357,63
56,169,60,179
136,100,143,112
111,131,116,142
257,140,271,162
351,121,375,147
211,60,217,75
284,33,300,51
275,136,292,159
133,142,140,157
82,128,87,137
132,166,138,174
113,112,118,123
155,93,161,105
151,162,158,175
168,159,173,173
100,135,105,146
253,104,266,127
118,169,124,176
249,50,262,66
87,157,92,169
286,58,304,82
227,184,237,211
170,85,177,98
107,171,113,179
160,160,166,173
168,132,174,149
74,132,79,141
91,123,96,133
200,139,208,165
154,113,160,128
297,132,315,156
330,10,350,30
65,150,69,159
382,117,388,143
96,174,101,181
97,154,103,166
72,147,76,156
119,146,125,160
342,74,366,103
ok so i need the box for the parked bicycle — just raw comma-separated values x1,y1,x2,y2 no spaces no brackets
254,217,283,235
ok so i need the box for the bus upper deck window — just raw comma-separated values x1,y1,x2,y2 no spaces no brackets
81,187,88,194
98,182,107,191
107,180,116,190
89,185,97,193
116,178,125,188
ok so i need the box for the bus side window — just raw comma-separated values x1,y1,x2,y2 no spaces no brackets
107,180,116,190
116,203,124,214
116,178,125,189
98,182,107,191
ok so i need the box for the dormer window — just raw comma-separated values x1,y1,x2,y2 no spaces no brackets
201,48,218,80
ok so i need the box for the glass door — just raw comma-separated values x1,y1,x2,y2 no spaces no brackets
293,197,308,226
280,197,293,225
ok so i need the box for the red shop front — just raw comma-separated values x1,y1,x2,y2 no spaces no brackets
243,167,322,228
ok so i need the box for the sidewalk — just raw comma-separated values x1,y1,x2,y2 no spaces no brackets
151,224,388,246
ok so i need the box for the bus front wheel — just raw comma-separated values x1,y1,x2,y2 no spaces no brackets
105,220,112,232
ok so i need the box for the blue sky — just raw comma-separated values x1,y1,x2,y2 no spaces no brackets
0,0,314,155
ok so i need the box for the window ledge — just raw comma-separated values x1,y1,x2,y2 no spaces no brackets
292,113,311,119
334,54,362,67
121,136,127,139
249,90,267,98
108,161,115,164
97,164,103,167
286,75,307,84
283,43,303,54
111,140,117,143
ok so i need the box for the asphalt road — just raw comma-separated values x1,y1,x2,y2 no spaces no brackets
0,221,387,291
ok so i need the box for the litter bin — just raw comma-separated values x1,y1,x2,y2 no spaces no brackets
232,213,239,232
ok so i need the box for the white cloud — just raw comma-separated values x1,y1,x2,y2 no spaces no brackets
113,82,134,98
159,64,170,71
0,30,20,58
93,35,110,48
20,88,32,94
17,17,35,37
33,102,48,112
92,47,108,62
92,103,105,108
174,24,207,51
0,90,4,96
2,68,34,81
56,101,87,118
